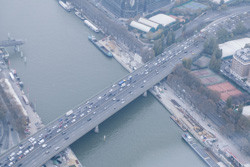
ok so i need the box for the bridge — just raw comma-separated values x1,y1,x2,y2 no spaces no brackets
0,39,24,48
0,51,182,167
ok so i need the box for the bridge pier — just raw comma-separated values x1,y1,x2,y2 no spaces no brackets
143,91,147,97
94,125,99,133
14,45,20,52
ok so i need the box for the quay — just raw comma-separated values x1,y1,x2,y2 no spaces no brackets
182,133,220,167
0,58,82,167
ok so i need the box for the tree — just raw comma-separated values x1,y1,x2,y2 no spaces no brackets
217,27,231,43
226,97,232,108
153,35,164,56
220,0,225,5
182,58,192,70
166,30,176,46
209,55,221,72
203,38,217,55
233,22,248,35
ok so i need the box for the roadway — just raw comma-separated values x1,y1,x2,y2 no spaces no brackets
0,47,183,167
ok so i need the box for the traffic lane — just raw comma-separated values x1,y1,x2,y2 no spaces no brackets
16,56,176,166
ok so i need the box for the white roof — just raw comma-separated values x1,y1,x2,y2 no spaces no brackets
219,38,250,58
138,18,159,30
243,105,250,117
130,21,152,33
149,14,176,27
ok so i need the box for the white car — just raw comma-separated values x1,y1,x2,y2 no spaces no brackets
55,147,60,151
80,113,85,117
23,150,29,155
17,150,22,155
38,139,44,145
42,144,47,148
57,129,62,133
71,119,76,123
29,146,34,152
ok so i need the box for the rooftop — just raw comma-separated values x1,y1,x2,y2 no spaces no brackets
138,17,159,30
234,48,250,64
130,21,153,33
149,14,176,27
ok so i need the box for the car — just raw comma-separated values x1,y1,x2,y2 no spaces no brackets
71,119,76,123
98,96,102,100
141,85,144,88
93,112,96,115
64,124,68,129
112,98,116,101
143,80,146,83
87,110,91,113
32,140,37,145
55,147,60,151
23,150,29,155
64,137,69,140
10,152,15,157
19,144,24,150
9,156,14,161
72,115,76,119
17,151,22,156
62,131,66,135
45,151,49,154
29,146,34,151
38,139,45,145
80,113,85,117
87,118,91,121
17,164,22,167
42,144,47,148
121,101,125,104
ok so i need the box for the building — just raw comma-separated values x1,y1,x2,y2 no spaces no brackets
129,21,154,33
230,48,250,80
148,14,176,27
138,17,160,30
101,0,171,18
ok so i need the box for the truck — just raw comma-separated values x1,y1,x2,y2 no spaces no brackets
65,110,73,116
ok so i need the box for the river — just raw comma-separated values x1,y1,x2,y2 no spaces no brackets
0,0,206,166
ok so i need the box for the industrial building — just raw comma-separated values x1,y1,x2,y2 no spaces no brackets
149,14,176,27
138,17,160,30
129,21,154,33
101,0,171,18
230,48,250,80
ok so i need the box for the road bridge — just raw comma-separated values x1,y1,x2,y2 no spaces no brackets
0,49,183,167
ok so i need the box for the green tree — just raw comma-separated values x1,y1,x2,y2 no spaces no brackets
203,38,217,55
209,55,221,72
166,30,176,46
226,97,232,108
182,58,192,70
217,27,231,43
153,36,164,56
233,22,248,35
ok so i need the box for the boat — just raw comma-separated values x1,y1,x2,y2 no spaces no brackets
75,10,85,20
84,20,99,33
170,115,187,131
59,0,71,12
0,47,9,59
88,36,113,58
182,133,220,167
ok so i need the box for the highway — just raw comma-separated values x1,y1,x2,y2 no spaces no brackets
0,45,183,167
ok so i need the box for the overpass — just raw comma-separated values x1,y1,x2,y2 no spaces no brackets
0,51,182,167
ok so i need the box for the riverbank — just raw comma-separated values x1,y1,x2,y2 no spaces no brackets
0,58,82,167
98,36,249,166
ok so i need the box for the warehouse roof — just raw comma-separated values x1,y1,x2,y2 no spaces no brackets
130,21,153,33
149,14,176,27
138,17,159,30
